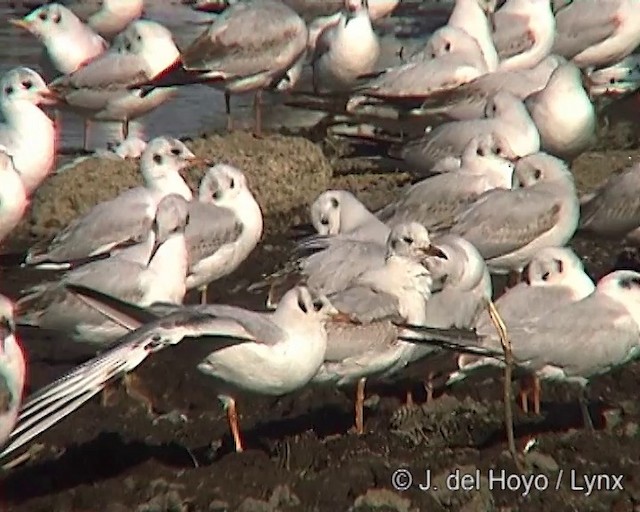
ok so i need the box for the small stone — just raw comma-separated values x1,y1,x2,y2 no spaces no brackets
625,422,639,437
603,408,624,431
236,497,274,512
209,499,230,512
352,488,412,512
269,485,301,508
525,452,560,473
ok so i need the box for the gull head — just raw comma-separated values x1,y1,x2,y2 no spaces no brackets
0,67,58,110
424,234,487,292
344,0,369,18
511,152,572,189
274,286,339,328
461,135,515,179
112,20,180,77
152,194,190,246
523,247,594,298
310,190,354,236
424,26,483,61
477,132,518,162
0,295,16,354
140,137,198,184
596,270,640,325
100,0,145,17
386,222,447,262
484,90,523,120
9,4,81,41
199,164,253,209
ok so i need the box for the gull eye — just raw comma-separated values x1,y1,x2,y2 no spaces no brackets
542,272,550,281
170,148,181,156
39,11,47,21
21,80,33,89
534,169,542,179
390,239,398,250
556,259,564,273
476,147,485,156
402,236,414,245
444,42,451,51
153,154,162,165
212,190,221,200
312,300,323,312
298,298,308,313
125,41,132,52
320,217,329,226
4,86,14,95
52,12,61,23
185,214,191,225
229,179,235,189
495,146,502,155
330,197,339,208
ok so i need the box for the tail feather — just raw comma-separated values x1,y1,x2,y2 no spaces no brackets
397,325,505,360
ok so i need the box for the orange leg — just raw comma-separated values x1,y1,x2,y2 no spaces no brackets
532,375,541,416
355,377,366,435
253,89,263,138
424,371,435,403
225,91,234,132
518,374,542,415
405,389,414,407
226,398,244,452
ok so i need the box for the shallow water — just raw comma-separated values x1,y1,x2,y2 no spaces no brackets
0,1,444,151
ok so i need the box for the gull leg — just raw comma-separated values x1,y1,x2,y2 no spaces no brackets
532,375,541,416
122,120,129,141
225,91,234,132
199,285,208,305
226,398,244,452
83,119,91,152
579,386,594,431
355,377,366,435
405,389,414,407
123,373,157,417
253,89,263,138
518,374,533,413
424,371,435,403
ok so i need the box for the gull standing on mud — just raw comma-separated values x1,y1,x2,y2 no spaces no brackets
47,20,180,141
0,148,28,246
552,0,640,69
394,91,540,170
525,61,596,160
138,0,308,136
0,296,26,447
17,194,191,345
434,270,640,429
378,135,515,230
491,0,556,72
312,222,444,433
439,152,580,276
310,0,380,93
185,164,263,304
0,67,57,194
466,246,595,414
25,137,200,268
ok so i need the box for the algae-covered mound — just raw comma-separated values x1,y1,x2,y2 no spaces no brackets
24,132,333,241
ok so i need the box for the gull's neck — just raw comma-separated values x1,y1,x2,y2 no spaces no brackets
449,0,498,72
145,169,193,201
145,233,188,304
219,189,263,243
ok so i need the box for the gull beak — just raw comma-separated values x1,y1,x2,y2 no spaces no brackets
421,245,448,259
9,19,33,32
37,88,62,106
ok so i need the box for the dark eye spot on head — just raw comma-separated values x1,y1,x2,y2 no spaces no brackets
170,148,181,156
39,11,47,21
444,42,451,51
229,179,235,189
476,147,485,156
542,272,550,281
312,300,323,312
330,197,339,208
137,34,142,41
212,190,221,200
556,259,564,273
153,154,162,164
534,169,542,179
185,214,191,225
495,146,502,155
610,77,616,84
4,86,14,96
125,41,132,52
52,13,61,23
298,298,308,313
320,217,329,226
402,236,413,245
390,239,398,251
21,80,32,89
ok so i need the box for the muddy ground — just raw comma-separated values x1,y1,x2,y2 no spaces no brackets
3,109,640,511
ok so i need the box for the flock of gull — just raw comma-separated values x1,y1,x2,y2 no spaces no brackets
2,0,640,468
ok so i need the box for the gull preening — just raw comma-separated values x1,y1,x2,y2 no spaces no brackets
25,136,200,268
17,194,191,344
